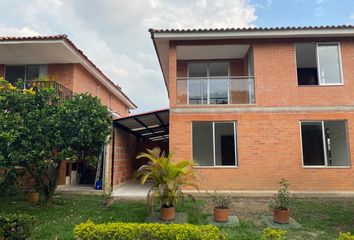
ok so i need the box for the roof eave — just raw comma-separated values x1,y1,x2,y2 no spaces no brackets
150,31,169,96
150,28,354,40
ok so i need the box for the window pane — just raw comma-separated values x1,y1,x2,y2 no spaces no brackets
5,65,25,84
215,123,236,166
324,121,350,166
301,122,325,166
192,122,214,166
209,79,228,104
26,65,47,82
295,43,318,85
188,79,207,104
189,63,207,77
209,62,228,76
318,44,342,84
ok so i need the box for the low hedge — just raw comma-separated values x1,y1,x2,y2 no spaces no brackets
74,221,224,240
0,213,36,240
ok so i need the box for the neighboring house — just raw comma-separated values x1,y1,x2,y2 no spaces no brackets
0,35,136,187
148,25,354,192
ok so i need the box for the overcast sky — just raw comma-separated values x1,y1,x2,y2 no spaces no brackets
0,0,353,113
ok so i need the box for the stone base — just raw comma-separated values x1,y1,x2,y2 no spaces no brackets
146,212,188,224
262,215,301,229
207,215,240,227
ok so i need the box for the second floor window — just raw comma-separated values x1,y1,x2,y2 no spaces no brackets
188,62,229,104
5,64,47,86
295,43,343,86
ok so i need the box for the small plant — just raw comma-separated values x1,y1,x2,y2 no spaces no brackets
212,194,231,209
269,179,291,211
261,228,287,240
337,232,354,240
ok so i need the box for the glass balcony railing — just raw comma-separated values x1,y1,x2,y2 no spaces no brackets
176,76,255,105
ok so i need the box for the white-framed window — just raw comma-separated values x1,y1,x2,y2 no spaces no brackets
5,64,48,85
300,120,350,167
192,121,237,167
295,43,343,86
188,62,230,105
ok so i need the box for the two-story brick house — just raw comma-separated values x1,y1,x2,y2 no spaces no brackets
149,26,354,192
0,35,136,187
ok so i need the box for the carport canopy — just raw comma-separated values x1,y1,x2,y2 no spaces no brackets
113,109,169,142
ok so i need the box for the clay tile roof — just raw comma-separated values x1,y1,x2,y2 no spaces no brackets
149,25,354,34
0,34,136,108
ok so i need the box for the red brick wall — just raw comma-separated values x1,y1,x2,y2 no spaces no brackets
72,64,129,116
48,64,74,90
170,111,354,191
112,127,137,186
253,41,354,107
168,38,354,191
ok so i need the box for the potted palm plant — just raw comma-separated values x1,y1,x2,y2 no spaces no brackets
213,194,231,222
269,178,292,224
135,147,197,221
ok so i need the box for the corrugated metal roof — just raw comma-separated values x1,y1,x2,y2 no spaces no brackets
114,109,169,142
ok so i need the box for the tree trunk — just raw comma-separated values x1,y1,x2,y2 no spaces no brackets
44,163,61,204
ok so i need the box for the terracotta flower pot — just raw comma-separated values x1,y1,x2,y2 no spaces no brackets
273,209,289,224
28,192,40,204
160,206,175,221
214,207,229,222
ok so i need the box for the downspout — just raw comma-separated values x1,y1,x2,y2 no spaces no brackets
110,126,115,187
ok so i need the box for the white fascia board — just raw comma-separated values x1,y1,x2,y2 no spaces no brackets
153,29,354,40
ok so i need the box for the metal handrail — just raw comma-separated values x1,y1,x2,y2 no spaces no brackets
31,80,73,100
177,76,254,80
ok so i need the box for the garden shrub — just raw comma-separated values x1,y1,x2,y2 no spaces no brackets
0,213,36,240
261,227,287,240
74,221,224,240
337,232,354,240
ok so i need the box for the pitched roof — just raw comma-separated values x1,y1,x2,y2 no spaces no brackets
0,34,136,109
149,25,354,34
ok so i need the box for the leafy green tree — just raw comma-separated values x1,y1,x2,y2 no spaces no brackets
0,78,112,203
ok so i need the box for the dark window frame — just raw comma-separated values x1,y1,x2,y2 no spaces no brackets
192,121,238,167
300,120,351,168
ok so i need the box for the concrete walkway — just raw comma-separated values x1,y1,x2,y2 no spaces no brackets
56,184,104,195
113,181,152,200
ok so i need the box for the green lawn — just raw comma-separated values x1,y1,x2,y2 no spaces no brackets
0,195,353,240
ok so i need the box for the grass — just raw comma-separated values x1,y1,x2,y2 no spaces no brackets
0,194,353,239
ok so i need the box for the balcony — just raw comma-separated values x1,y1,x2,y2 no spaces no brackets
176,76,255,105
31,81,73,100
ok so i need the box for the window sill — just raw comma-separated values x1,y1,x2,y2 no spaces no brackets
302,166,351,169
193,166,238,169
298,84,344,87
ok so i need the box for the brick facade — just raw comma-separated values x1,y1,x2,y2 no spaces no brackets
168,38,354,192
111,128,137,186
73,64,129,116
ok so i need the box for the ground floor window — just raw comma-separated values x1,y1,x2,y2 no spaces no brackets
192,122,237,166
301,120,350,167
